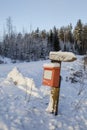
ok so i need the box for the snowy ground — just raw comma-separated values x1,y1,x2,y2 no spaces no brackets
0,56,87,130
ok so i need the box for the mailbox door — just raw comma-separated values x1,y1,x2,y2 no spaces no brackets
43,67,60,87
43,68,53,86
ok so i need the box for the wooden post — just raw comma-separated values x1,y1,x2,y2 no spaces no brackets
45,51,77,115
50,60,61,115
54,76,61,115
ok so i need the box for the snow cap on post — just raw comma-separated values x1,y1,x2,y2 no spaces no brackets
49,51,77,62
43,63,60,68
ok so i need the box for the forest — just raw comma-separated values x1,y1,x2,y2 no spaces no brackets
0,17,87,62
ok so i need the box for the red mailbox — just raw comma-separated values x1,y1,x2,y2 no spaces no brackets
42,63,60,87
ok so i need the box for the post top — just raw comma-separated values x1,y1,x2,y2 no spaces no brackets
49,51,77,62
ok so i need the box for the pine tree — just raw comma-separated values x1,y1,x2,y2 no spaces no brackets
82,24,87,54
73,19,83,54
59,27,64,42
53,26,60,51
66,24,73,43
48,29,54,51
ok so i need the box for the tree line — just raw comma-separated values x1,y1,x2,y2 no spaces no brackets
0,17,87,62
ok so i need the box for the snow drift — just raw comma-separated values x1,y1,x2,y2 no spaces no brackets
7,67,35,87
6,67,39,97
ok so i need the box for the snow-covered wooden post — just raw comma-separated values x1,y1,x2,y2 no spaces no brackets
43,51,77,115
50,60,61,115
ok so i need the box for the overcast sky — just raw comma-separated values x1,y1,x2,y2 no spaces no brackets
0,0,87,36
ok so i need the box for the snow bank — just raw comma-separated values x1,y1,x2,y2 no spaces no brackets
49,51,77,62
4,67,40,97
6,67,39,97
7,67,26,86
0,56,11,64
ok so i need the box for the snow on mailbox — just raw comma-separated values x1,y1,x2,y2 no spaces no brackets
43,63,60,87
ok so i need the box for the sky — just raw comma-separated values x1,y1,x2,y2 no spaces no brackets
0,0,87,38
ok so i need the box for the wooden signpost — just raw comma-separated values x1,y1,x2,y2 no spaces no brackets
43,51,77,115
